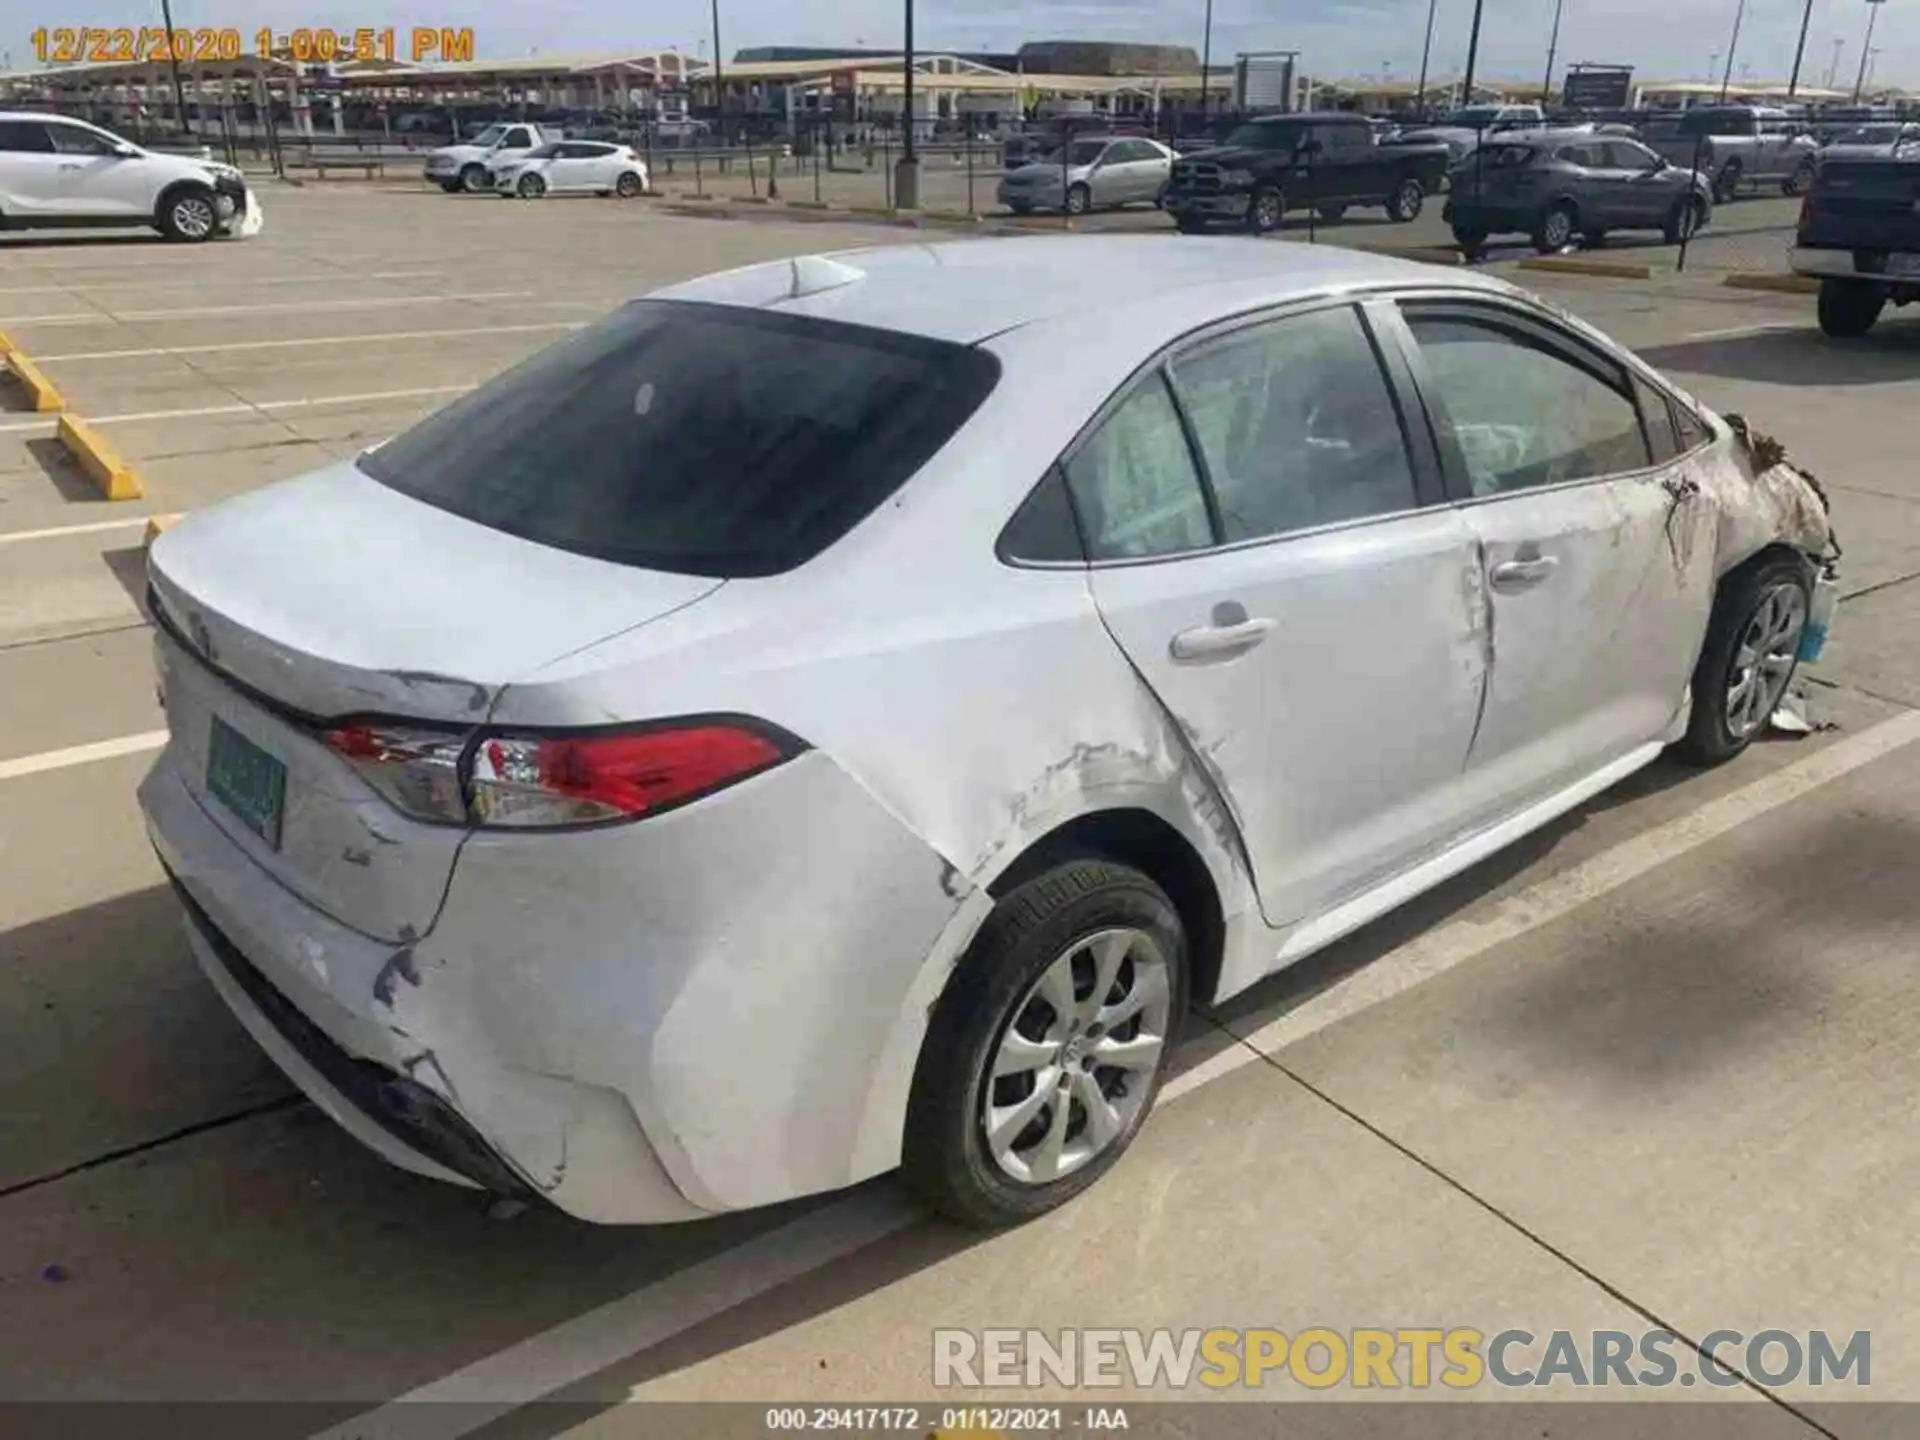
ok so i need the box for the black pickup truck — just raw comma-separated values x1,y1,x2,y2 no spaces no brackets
1793,151,1920,336
1161,112,1451,234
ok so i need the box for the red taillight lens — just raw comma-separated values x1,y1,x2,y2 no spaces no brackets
324,723,470,824
468,722,797,829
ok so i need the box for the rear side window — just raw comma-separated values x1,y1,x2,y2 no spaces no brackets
1633,375,1683,463
0,120,53,153
358,301,1000,577
1063,378,1214,561
1671,398,1712,452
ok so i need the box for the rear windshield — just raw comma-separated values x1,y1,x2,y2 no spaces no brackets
358,301,1001,577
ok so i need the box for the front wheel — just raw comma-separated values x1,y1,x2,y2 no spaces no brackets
1817,278,1886,338
1674,554,1812,766
516,172,545,199
1712,160,1742,204
1385,176,1425,223
1532,201,1576,254
157,185,217,243
614,171,644,198
1246,184,1286,234
1064,183,1091,216
902,859,1188,1228
460,163,487,193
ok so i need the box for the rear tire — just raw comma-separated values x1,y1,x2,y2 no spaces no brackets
1674,554,1812,766
615,171,644,198
902,859,1188,1228
516,172,545,199
1712,160,1742,204
1532,200,1577,254
1385,176,1425,223
1818,279,1885,338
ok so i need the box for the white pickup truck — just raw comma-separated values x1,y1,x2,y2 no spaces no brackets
423,123,562,193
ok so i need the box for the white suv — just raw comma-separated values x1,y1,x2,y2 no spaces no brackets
0,112,260,242
423,122,559,193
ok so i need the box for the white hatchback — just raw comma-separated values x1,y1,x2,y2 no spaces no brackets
140,237,1835,1228
492,141,649,199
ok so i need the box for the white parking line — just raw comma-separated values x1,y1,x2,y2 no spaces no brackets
10,292,617,326
0,384,473,434
310,708,1920,1440
0,517,153,546
37,322,585,363
0,270,445,297
0,730,167,783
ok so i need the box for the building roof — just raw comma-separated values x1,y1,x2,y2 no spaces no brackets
649,234,1507,346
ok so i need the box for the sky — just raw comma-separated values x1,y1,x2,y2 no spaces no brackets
8,0,1914,91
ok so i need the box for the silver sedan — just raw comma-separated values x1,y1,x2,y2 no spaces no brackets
998,136,1176,216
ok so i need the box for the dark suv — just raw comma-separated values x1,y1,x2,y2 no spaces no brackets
1444,129,1715,254
1161,112,1449,234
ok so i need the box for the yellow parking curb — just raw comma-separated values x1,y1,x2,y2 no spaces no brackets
1517,256,1655,280
5,347,65,412
0,330,16,355
143,513,183,546
1722,272,1819,295
57,413,143,501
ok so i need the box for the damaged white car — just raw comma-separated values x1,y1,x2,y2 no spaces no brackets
139,236,1837,1227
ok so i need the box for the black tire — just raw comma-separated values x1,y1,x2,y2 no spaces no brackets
1663,195,1707,245
1674,553,1813,766
1064,183,1091,216
1317,203,1347,222
615,171,644,198
1532,200,1577,254
1783,160,1816,198
1712,160,1742,204
1174,213,1208,234
902,858,1189,1228
437,179,463,193
1451,224,1489,259
516,172,545,199
155,183,218,243
1008,200,1034,215
460,163,487,193
1385,176,1425,223
1818,278,1885,338
1246,183,1286,234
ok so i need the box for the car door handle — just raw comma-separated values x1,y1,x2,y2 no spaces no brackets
1170,617,1276,661
58,162,83,171
1489,556,1560,591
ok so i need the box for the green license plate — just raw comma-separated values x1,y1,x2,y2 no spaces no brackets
206,716,287,849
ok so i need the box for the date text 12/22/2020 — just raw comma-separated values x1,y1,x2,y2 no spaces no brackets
31,25,474,64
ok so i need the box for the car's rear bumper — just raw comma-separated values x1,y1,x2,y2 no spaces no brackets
1791,244,1920,284
139,735,978,1223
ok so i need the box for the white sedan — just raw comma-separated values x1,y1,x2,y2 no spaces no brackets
492,140,649,199
140,237,1835,1228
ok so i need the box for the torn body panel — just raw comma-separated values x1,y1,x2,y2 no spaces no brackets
1711,414,1838,574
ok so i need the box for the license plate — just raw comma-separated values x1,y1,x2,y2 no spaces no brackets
206,716,286,849
1888,253,1920,277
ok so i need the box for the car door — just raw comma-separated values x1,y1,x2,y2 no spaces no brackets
1106,140,1161,203
45,119,148,215
496,125,537,169
1386,299,1717,827
1073,299,1490,928
1558,139,1626,227
1605,138,1675,225
547,142,596,191
0,118,64,214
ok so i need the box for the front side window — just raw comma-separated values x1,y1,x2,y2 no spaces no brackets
358,301,1000,578
466,123,507,147
1405,311,1651,496
1062,379,1213,561
502,127,534,148
1169,306,1418,543
47,122,119,156
1225,122,1302,151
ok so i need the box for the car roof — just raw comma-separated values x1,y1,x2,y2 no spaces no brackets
649,234,1512,347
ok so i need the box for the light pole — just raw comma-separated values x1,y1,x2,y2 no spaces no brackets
1415,0,1439,114
895,0,919,209
1200,0,1214,115
156,0,191,135
1787,0,1816,97
708,0,723,127
1829,37,1846,88
1853,0,1888,103
1716,0,1746,104
1541,0,1568,109
1461,0,1488,105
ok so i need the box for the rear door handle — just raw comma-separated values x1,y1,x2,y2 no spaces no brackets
1170,617,1276,661
1489,555,1560,591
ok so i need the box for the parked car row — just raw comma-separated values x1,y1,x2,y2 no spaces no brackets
422,123,649,200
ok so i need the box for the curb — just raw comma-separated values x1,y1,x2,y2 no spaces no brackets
1722,272,1819,295
4,347,66,413
1516,256,1655,280
144,513,183,547
57,414,143,501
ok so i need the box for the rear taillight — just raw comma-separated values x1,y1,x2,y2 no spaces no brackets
325,718,800,830
1798,194,1814,234
325,723,469,824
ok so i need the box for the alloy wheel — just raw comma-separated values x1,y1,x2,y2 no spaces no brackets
172,196,214,239
1725,583,1807,739
981,927,1172,1186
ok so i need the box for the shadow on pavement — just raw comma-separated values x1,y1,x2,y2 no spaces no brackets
22,436,101,505
1637,323,1920,386
0,232,167,250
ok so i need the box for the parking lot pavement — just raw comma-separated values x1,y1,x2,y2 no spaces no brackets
3,187,1919,1436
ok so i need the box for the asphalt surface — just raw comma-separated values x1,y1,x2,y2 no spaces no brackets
3,184,1920,1440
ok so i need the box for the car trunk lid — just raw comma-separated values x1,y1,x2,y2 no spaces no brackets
148,462,722,942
